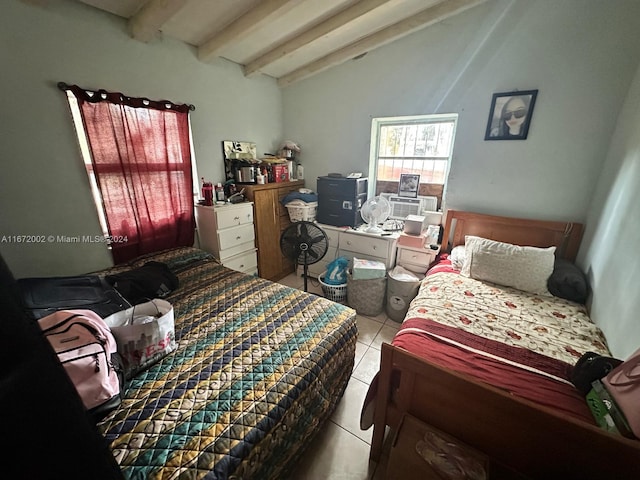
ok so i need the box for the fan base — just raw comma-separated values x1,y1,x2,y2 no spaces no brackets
363,224,384,234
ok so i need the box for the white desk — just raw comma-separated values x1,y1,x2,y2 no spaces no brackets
305,223,399,278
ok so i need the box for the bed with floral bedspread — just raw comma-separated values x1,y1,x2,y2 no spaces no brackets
393,263,610,420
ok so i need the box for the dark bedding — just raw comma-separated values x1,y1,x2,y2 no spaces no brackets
95,247,357,479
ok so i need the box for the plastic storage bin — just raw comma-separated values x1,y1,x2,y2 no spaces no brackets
347,271,386,316
386,273,421,322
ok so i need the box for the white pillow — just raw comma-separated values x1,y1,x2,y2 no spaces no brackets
461,235,555,295
449,245,466,270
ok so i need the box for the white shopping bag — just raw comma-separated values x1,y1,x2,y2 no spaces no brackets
104,299,177,379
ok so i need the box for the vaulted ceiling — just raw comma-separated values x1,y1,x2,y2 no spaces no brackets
69,0,489,87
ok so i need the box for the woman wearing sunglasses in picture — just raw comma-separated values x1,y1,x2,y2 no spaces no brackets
491,96,530,138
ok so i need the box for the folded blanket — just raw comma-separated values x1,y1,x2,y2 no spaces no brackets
281,191,318,204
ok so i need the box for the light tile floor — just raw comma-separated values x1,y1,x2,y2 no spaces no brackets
276,272,401,480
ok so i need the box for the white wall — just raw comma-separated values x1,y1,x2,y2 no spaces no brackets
0,0,283,277
579,62,640,359
283,0,640,223
281,0,640,357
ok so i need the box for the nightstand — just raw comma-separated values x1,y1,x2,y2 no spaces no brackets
396,244,440,274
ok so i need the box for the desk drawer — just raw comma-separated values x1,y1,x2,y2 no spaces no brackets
340,232,389,257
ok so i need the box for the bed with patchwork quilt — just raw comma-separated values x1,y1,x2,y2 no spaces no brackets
96,247,357,479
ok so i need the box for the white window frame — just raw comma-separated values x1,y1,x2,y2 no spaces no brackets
367,113,458,198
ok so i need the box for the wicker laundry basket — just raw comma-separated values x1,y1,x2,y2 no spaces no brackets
286,201,318,222
319,272,347,303
347,271,386,316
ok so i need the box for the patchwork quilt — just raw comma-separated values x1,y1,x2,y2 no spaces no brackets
96,248,357,479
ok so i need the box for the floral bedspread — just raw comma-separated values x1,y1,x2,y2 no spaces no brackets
402,271,610,367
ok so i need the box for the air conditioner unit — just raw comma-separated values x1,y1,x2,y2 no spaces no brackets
380,194,438,220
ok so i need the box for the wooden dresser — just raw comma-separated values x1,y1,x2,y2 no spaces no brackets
242,180,305,281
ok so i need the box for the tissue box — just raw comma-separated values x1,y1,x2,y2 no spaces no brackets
352,257,386,280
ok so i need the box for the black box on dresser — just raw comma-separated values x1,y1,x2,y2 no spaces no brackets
317,176,368,228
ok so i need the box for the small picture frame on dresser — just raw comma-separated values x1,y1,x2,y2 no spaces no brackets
398,174,420,198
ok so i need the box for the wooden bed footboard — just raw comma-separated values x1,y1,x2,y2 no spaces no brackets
371,343,640,479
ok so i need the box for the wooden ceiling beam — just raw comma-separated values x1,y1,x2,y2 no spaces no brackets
243,0,392,77
20,0,49,5
198,0,305,63
277,0,489,87
129,0,190,43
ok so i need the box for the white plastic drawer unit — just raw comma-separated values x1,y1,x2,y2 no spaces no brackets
217,223,255,251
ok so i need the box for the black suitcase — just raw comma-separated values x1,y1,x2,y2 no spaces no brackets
18,275,131,320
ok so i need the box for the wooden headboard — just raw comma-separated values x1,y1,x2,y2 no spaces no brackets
441,210,584,261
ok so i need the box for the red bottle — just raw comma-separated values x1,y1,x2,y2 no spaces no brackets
202,182,213,206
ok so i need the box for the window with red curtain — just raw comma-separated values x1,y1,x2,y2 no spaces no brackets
63,84,195,264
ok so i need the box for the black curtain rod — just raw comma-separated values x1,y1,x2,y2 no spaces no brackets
57,82,196,111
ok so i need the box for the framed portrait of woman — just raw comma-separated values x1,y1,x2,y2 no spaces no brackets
484,90,538,140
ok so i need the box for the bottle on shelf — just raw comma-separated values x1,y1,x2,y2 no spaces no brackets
215,182,225,203
202,180,213,206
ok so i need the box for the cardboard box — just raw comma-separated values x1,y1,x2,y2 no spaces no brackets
403,215,426,235
352,257,386,279
273,164,289,182
397,232,427,248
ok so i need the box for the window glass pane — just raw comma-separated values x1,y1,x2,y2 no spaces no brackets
373,117,456,186
378,122,455,159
